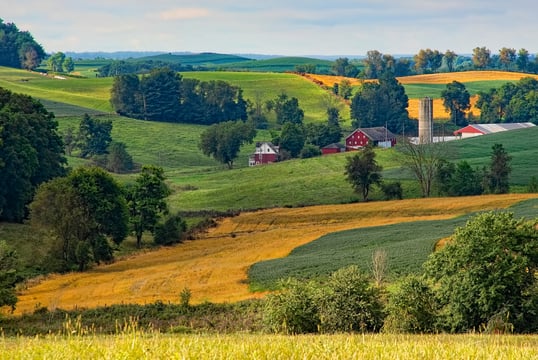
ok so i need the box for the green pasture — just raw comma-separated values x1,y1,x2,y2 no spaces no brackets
249,197,538,290
220,56,334,73
181,71,351,124
403,79,520,99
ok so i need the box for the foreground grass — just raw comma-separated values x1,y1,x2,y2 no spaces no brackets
1,332,538,359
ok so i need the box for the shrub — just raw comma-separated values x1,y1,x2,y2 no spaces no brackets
383,275,438,333
380,181,403,200
317,265,384,333
263,278,319,334
300,144,321,159
153,213,187,246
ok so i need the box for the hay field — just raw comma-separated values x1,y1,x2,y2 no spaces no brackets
14,194,535,315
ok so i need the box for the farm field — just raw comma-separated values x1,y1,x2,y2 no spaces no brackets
12,194,536,315
2,332,537,359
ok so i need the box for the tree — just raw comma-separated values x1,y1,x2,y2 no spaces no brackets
199,120,256,168
436,160,483,196
275,96,304,125
153,213,187,246
332,57,359,77
472,46,491,69
414,49,443,74
443,50,457,72
105,141,134,173
279,122,306,159
77,114,112,158
0,19,46,69
424,211,538,333
110,74,142,117
63,57,75,73
0,241,18,311
47,52,66,73
499,47,516,70
516,48,530,72
441,81,471,126
30,167,128,271
398,139,446,198
0,87,66,222
344,146,383,201
126,165,171,248
350,73,410,134
486,143,512,194
140,67,182,121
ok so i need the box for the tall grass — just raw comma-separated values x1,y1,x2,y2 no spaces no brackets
2,332,537,359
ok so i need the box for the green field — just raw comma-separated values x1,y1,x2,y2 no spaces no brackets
249,198,538,289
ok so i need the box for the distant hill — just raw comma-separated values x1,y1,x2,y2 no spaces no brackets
135,52,253,66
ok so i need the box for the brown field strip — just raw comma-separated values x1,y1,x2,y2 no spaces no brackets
13,194,536,315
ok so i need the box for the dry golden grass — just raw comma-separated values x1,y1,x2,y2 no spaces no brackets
14,194,536,315
407,96,480,119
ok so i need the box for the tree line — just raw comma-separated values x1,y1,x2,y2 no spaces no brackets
0,19,46,70
110,68,247,124
97,60,204,77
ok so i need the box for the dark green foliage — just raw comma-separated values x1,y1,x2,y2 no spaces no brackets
317,265,384,333
279,123,305,158
0,87,66,222
475,77,538,124
441,81,470,126
199,121,256,168
140,67,182,122
299,144,321,159
485,143,512,194
126,165,171,248
436,160,483,196
383,275,438,333
528,176,538,193
263,278,320,334
423,211,538,333
268,93,304,125
0,240,18,311
0,19,46,69
331,57,359,77
77,114,113,158
153,213,187,246
380,181,403,200
105,141,134,173
30,167,128,271
351,73,410,134
344,146,383,201
110,68,248,125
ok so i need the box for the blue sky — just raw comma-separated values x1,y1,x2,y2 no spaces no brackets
2,1,536,56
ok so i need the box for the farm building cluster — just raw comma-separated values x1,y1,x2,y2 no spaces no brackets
249,121,535,166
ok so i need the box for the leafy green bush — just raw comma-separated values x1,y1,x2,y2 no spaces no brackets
317,265,384,333
153,213,187,246
263,278,319,334
383,275,438,333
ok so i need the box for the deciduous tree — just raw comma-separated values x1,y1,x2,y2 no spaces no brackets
199,121,256,168
0,241,18,311
344,146,383,201
441,81,471,126
126,165,170,248
424,211,538,333
486,143,512,194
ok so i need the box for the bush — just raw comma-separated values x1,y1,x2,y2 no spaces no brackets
383,275,438,333
380,181,403,200
300,144,321,159
317,265,384,333
263,278,319,334
153,213,187,246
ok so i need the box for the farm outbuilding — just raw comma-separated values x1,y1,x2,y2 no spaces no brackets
453,122,535,138
321,143,346,155
249,141,279,166
345,127,397,151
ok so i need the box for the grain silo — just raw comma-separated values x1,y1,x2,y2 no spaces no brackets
418,97,433,144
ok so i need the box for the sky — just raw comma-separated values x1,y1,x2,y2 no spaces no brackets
2,1,537,57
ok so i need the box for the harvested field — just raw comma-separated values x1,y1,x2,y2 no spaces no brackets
13,194,536,315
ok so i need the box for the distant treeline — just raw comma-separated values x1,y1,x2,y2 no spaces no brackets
110,67,247,124
0,19,46,70
96,60,208,77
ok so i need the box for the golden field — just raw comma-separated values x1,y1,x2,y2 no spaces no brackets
306,71,538,119
12,194,536,315
2,332,538,359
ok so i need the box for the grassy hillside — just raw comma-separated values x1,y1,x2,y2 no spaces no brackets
220,56,334,73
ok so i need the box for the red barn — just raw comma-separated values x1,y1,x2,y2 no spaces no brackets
249,142,279,166
321,143,346,155
345,127,397,151
453,122,535,138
